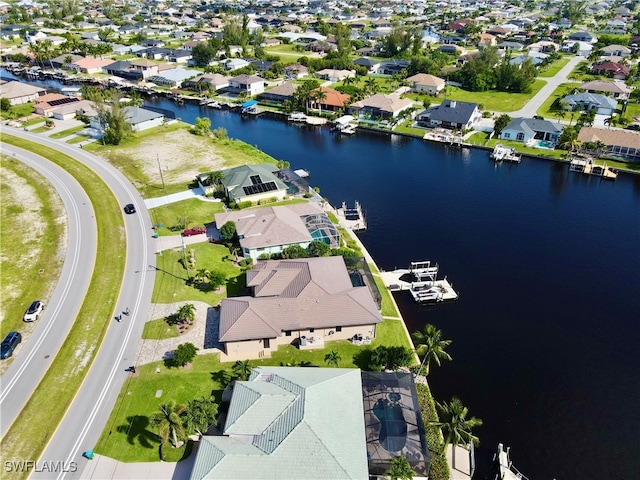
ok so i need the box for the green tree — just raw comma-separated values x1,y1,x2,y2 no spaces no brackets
307,240,330,257
493,114,512,136
0,97,12,113
370,346,413,371
95,95,132,145
191,42,217,66
411,324,452,376
183,396,219,436
281,244,308,259
312,88,328,116
150,400,187,447
173,342,199,366
385,455,414,480
193,117,211,136
208,270,227,289
434,397,483,469
232,360,252,381
219,221,236,241
324,350,342,367
176,303,196,325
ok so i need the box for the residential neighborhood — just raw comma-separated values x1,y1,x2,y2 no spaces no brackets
1,1,639,480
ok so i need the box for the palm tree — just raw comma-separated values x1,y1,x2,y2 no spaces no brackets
343,75,355,87
324,350,341,367
385,455,414,480
560,138,582,153
206,170,224,191
150,400,187,447
592,140,607,158
434,397,483,469
312,88,327,117
232,359,252,381
411,324,452,376
364,77,377,95
195,268,210,287
176,303,196,325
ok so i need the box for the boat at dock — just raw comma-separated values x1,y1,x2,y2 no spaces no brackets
491,144,521,163
379,261,458,303
288,112,307,122
569,156,617,179
336,201,366,231
493,444,531,480
332,115,358,135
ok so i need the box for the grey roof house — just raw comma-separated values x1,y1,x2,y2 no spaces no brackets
499,117,563,145
213,202,339,260
563,92,618,115
214,256,381,360
190,367,369,480
209,163,288,205
416,100,481,130
348,93,414,120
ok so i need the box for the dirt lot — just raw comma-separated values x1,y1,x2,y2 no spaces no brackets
108,127,226,186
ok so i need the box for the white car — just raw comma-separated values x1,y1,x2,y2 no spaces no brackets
23,301,44,322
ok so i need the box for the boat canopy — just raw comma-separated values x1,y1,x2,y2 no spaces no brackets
334,115,355,125
241,100,258,108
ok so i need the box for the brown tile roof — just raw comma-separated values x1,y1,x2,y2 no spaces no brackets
312,87,350,108
405,73,445,87
219,257,382,342
578,127,640,149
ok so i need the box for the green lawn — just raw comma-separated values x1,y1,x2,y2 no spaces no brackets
467,131,491,146
394,121,426,137
445,80,546,112
142,318,180,340
95,317,413,462
152,242,242,305
1,136,126,478
536,82,581,118
536,57,570,78
48,125,87,139
148,198,225,235
264,43,321,59
486,137,568,159
1,102,34,120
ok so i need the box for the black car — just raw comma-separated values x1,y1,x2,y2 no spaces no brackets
0,331,22,359
124,204,136,214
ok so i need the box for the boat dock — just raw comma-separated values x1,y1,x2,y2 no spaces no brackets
491,144,521,163
336,201,366,231
493,444,530,480
569,156,617,179
379,261,458,303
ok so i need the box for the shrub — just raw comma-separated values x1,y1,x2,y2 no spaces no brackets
173,342,199,367
159,439,193,462
237,201,252,209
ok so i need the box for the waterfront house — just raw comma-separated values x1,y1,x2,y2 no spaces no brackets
147,66,201,88
129,59,160,79
578,80,630,100
310,87,350,112
190,367,369,480
416,100,481,130
578,127,640,161
348,93,414,120
562,92,618,115
228,74,265,96
102,60,144,82
213,202,339,261
216,256,381,360
405,73,446,95
0,80,46,105
499,117,563,144
211,163,287,205
71,57,115,74
122,106,164,132
259,81,298,105
183,73,230,92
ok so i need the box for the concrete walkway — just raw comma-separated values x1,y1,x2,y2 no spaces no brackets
144,187,219,209
80,449,197,480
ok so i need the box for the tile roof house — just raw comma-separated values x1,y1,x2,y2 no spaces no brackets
417,100,481,130
579,80,630,99
590,61,630,79
563,92,618,115
215,256,381,360
499,117,563,144
600,44,631,57
578,127,640,161
122,106,164,132
259,81,298,104
51,99,98,121
71,57,115,74
311,87,350,112
183,73,230,92
214,202,339,260
405,73,446,95
348,93,414,120
190,367,369,480
353,57,381,73
0,80,46,105
34,93,80,116
315,68,355,82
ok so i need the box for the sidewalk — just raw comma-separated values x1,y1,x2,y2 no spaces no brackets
80,450,196,480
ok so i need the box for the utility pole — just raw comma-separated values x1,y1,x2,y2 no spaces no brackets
157,154,165,190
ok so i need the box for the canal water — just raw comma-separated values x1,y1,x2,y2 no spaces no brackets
3,73,639,479
144,98,640,480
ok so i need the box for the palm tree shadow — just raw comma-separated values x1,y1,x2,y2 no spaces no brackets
116,415,158,449
352,348,374,370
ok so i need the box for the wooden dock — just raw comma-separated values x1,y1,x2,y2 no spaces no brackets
379,261,458,303
570,156,617,179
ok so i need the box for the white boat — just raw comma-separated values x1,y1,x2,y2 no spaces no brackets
288,112,307,122
491,144,521,163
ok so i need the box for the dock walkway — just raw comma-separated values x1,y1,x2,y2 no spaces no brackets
379,261,458,303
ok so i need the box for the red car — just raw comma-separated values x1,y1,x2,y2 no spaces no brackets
182,226,207,237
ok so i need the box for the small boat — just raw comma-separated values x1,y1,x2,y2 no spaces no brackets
491,144,521,163
288,112,307,122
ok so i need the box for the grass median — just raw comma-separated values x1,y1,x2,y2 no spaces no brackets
0,135,126,479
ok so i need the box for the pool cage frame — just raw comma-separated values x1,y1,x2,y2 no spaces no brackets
343,257,382,309
300,213,340,249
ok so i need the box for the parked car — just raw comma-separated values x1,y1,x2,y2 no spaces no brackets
23,300,44,322
182,226,207,237
124,204,136,214
0,331,22,359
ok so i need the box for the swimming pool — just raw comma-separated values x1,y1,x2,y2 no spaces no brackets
372,398,407,452
530,139,554,149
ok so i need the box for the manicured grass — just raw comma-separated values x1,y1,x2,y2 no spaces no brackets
149,198,225,235
142,318,180,340
48,125,87,139
445,80,546,112
152,242,242,304
30,126,49,133
622,102,640,123
536,57,570,78
1,102,34,120
66,135,90,144
0,157,65,346
0,135,125,478
374,275,400,318
597,157,640,172
536,82,581,118
264,44,319,58
486,137,568,159
95,319,412,462
394,121,426,137
467,131,491,146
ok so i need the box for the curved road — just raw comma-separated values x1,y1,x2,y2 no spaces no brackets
1,129,156,479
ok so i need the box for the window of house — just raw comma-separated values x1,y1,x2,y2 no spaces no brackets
309,328,314,333
264,338,270,348
517,132,525,141
285,330,291,336
503,133,510,139
336,326,342,332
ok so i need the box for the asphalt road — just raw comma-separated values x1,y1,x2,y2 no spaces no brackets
1,129,156,479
